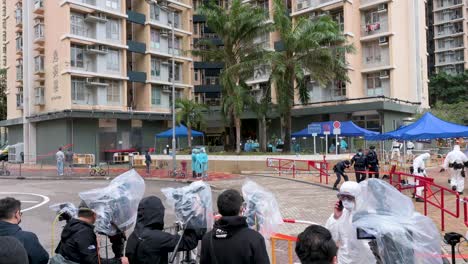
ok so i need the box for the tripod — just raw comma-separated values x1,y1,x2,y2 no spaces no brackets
169,216,197,264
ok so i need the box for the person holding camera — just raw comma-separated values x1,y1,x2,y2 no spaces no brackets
332,160,351,191
442,144,468,194
54,203,128,264
325,181,375,264
125,196,204,264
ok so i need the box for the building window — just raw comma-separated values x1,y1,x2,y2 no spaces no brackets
34,23,44,39
71,45,84,68
106,19,120,41
150,29,160,49
150,4,160,21
105,0,119,10
194,70,199,81
106,80,120,103
169,63,181,81
106,49,120,71
34,56,44,72
168,38,181,55
174,12,180,28
16,62,22,81
71,78,86,102
71,13,86,36
332,80,346,97
151,58,161,77
151,86,161,105
15,33,22,52
366,73,383,96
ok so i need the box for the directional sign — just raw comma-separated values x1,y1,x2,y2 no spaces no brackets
333,121,341,129
308,124,322,135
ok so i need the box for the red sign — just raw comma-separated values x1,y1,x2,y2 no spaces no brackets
333,121,341,129
323,124,331,132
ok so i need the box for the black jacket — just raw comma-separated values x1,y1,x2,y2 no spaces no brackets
366,150,379,166
55,218,120,264
333,161,349,175
125,196,200,264
351,154,367,169
200,216,270,264
0,220,49,264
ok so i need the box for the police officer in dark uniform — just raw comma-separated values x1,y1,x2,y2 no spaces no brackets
351,149,368,183
366,146,379,179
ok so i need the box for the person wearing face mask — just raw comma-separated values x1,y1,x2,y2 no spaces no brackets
351,149,368,183
410,153,431,202
0,197,49,264
325,182,376,264
332,160,351,191
442,144,468,194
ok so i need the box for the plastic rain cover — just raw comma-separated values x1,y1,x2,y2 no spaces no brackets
49,202,78,219
242,180,283,239
352,179,442,264
79,169,145,236
162,181,213,229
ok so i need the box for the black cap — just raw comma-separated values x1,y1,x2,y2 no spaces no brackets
344,160,351,165
370,145,376,149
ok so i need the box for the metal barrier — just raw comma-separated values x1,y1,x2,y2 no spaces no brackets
266,157,330,183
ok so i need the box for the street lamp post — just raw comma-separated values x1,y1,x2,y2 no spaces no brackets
147,0,177,172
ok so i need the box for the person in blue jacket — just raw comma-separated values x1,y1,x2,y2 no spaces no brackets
191,148,199,178
198,148,209,179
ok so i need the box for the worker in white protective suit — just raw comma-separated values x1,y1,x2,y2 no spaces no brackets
406,141,415,161
390,140,401,160
410,153,431,202
443,145,468,194
325,181,376,264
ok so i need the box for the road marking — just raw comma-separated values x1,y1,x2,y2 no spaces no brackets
20,200,40,203
0,192,50,212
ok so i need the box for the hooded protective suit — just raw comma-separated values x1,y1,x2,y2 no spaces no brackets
191,149,199,178
198,148,208,178
443,145,468,193
406,141,415,157
353,179,442,264
390,140,401,160
411,153,430,197
125,196,201,264
325,181,376,264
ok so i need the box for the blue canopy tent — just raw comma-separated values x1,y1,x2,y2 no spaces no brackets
366,113,468,141
155,124,204,138
155,125,204,153
292,121,379,138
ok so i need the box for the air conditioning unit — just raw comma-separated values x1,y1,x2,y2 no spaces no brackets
251,84,260,91
377,3,387,11
86,77,108,86
162,86,171,93
86,45,108,54
85,12,108,23
379,36,389,45
99,45,108,52
297,2,304,10
160,30,170,37
379,70,390,79
310,11,319,18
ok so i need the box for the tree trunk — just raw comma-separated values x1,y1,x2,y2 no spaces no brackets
283,110,292,152
235,117,241,154
187,125,192,149
229,114,235,151
259,116,267,152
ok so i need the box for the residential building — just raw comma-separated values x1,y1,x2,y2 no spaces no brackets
430,0,468,75
285,0,429,135
0,0,6,68
2,0,193,162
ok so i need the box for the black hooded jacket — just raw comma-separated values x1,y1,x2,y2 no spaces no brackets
0,221,49,264
125,196,200,264
55,218,121,264
333,160,350,175
200,216,269,264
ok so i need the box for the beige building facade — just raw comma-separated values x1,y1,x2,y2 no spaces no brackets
2,0,193,161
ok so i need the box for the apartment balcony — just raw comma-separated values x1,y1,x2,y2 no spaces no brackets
194,62,224,69
16,68,23,82
34,23,45,44
15,10,22,27
128,71,147,83
193,36,223,46
33,0,44,15
362,49,390,69
361,18,388,37
360,0,390,7
127,40,146,54
34,87,45,106
295,0,340,12
193,14,206,23
127,10,146,25
434,23,464,38
434,0,463,10
16,93,23,109
434,10,464,25
436,52,465,66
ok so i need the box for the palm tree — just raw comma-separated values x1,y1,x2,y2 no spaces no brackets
270,0,353,152
175,98,209,148
249,83,273,152
195,0,272,154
